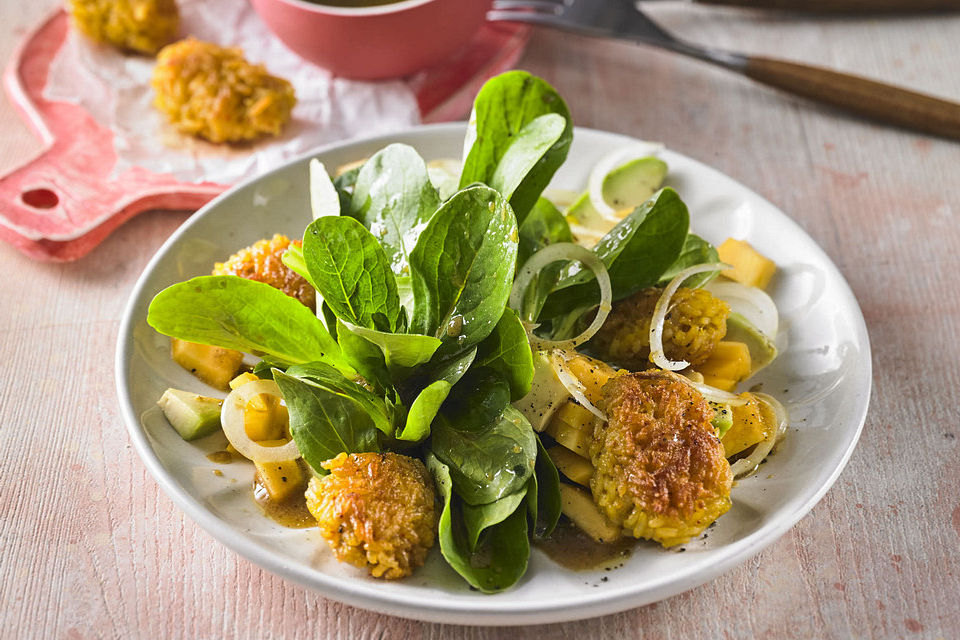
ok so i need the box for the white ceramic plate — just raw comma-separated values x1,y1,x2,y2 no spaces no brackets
116,123,871,625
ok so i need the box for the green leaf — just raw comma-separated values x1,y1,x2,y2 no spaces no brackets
348,144,441,275
489,114,567,220
304,216,401,332
460,70,573,223
309,159,341,219
658,233,720,288
147,276,346,369
409,185,518,356
339,321,441,371
274,369,381,474
431,347,478,386
335,320,392,393
334,165,360,214
426,454,530,593
475,308,534,401
397,380,452,442
462,489,528,552
528,434,561,539
540,187,689,319
280,244,317,289
283,362,393,436
517,197,574,268
430,405,536,505
441,367,511,431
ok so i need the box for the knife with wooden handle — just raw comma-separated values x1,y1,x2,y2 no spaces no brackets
690,0,960,12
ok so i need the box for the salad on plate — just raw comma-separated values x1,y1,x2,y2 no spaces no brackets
146,71,788,593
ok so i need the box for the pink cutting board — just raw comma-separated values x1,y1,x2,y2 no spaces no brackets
0,10,529,262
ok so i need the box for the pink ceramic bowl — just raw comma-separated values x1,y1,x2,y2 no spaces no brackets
250,0,493,80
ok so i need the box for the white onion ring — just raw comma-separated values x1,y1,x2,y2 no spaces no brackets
549,350,606,421
649,262,729,371
510,243,612,352
221,380,300,463
664,371,751,406
587,142,665,219
730,393,789,479
705,280,779,340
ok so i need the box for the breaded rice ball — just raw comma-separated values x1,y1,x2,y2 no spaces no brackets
590,371,732,547
152,38,296,143
68,0,179,54
591,287,729,369
305,452,437,579
213,234,315,310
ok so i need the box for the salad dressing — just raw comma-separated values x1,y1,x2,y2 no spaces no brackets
253,473,315,529
537,520,634,571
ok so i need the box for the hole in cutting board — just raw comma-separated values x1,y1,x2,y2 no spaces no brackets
21,188,59,210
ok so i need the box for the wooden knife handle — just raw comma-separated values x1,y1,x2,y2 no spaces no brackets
744,57,960,139
697,0,960,11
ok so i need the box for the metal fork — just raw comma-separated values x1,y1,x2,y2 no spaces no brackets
489,0,960,140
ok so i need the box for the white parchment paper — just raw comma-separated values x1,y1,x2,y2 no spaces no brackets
44,0,422,184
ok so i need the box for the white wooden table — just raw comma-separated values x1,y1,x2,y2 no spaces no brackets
2,2,959,637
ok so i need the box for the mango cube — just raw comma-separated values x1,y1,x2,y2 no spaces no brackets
171,338,244,391
547,446,594,486
718,238,777,290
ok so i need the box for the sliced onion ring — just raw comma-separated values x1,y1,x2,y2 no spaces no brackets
587,142,665,219
549,350,606,421
649,262,729,371
221,380,300,463
510,243,612,352
704,279,779,340
730,392,789,479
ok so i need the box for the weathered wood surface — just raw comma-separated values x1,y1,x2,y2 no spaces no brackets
1,2,958,638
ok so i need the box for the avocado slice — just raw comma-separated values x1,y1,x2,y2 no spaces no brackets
157,388,223,441
513,351,570,432
603,156,668,210
709,402,734,438
725,312,778,374
565,156,669,229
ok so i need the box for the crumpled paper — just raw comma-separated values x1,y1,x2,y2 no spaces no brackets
44,0,422,184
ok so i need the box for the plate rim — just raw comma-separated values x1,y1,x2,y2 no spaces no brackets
115,121,872,625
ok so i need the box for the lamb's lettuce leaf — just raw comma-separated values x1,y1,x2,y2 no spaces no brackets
409,185,518,357
274,368,384,473
147,276,347,370
658,233,720,288
348,144,441,275
427,454,530,593
460,70,572,224
430,405,536,505
303,216,401,332
540,187,689,319
474,308,534,401
397,379,452,442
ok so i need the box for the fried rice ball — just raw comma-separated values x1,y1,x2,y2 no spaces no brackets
68,0,179,54
305,452,437,579
591,287,729,369
590,371,732,547
212,234,315,310
152,38,296,143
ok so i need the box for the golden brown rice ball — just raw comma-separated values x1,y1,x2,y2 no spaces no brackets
591,287,729,369
590,371,732,547
212,234,315,310
305,452,437,579
68,0,179,54
152,38,296,143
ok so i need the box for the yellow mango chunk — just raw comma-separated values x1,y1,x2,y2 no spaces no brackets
722,395,775,457
254,455,304,502
228,373,288,442
171,338,244,391
718,238,777,290
562,353,617,406
545,401,596,457
697,341,752,387
559,484,621,543
701,375,738,392
229,372,259,389
547,446,594,486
